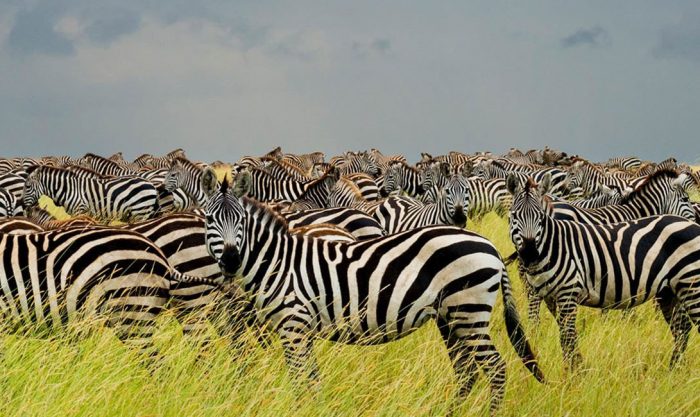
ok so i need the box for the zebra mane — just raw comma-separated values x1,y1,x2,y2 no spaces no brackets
620,168,680,203
26,164,81,179
242,196,289,233
171,156,201,171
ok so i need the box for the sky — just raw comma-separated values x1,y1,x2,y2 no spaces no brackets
0,1,699,164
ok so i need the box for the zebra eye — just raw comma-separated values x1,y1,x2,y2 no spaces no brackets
205,214,214,222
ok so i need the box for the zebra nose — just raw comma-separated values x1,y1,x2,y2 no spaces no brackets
517,239,539,265
219,245,241,276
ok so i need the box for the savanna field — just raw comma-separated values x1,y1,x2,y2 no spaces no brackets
0,155,699,417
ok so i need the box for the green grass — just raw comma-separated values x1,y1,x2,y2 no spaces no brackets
2,214,700,417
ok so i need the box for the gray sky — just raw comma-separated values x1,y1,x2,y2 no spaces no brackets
1,1,699,164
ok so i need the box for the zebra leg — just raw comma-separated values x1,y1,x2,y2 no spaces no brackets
555,296,582,370
518,264,543,324
439,312,506,415
278,319,320,389
657,294,692,369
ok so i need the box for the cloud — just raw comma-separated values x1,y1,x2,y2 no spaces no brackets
561,26,610,48
7,5,75,56
352,37,391,58
653,12,700,62
83,8,141,46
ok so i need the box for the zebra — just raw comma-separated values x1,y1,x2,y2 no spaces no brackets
79,152,138,177
507,174,700,369
23,166,160,223
605,156,642,171
568,158,629,196
472,159,571,197
467,178,512,219
260,157,312,182
327,177,384,215
0,188,22,218
282,207,386,240
200,168,544,415
238,166,337,203
0,171,27,203
375,171,471,234
381,160,426,198
164,157,211,207
0,226,220,343
280,152,325,173
520,170,695,323
565,184,623,209
286,168,340,212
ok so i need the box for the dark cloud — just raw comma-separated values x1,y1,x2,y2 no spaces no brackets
653,14,700,62
83,9,141,46
352,37,392,58
7,5,75,56
561,26,610,48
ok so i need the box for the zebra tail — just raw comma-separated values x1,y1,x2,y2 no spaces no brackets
500,266,545,383
170,270,222,287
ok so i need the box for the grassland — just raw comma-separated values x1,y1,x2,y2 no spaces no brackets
2,209,700,417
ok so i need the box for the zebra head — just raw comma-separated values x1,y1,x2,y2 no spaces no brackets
666,173,696,221
506,173,552,265
421,161,450,192
164,159,185,192
382,161,403,195
22,167,45,210
202,167,251,278
440,168,472,228
471,160,490,180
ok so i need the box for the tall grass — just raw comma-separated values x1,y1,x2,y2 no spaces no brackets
2,213,700,416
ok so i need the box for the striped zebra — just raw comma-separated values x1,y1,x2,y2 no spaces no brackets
282,207,386,240
237,166,337,203
507,175,700,369
565,184,622,209
80,153,137,176
327,177,384,215
0,226,219,342
381,160,426,198
0,188,21,218
281,152,325,173
164,157,211,207
200,169,544,414
473,159,571,197
467,178,512,219
375,171,471,233
0,171,27,203
520,170,695,323
287,169,340,211
605,156,642,171
23,166,159,222
568,158,629,196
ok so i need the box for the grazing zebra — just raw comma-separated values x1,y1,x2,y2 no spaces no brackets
282,207,386,240
467,178,511,219
507,174,700,369
0,226,219,342
23,166,159,222
200,168,544,415
375,171,471,233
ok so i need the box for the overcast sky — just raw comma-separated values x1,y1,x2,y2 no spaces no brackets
0,1,698,164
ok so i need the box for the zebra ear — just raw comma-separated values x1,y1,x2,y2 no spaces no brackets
672,174,689,191
201,167,219,198
233,170,252,198
537,173,552,195
506,173,521,195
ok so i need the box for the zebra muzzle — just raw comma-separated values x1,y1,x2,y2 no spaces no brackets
517,239,539,265
452,207,467,228
219,245,242,276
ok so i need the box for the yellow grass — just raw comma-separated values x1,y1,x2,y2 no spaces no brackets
2,213,700,416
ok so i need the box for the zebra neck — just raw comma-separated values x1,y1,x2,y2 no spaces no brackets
239,204,289,293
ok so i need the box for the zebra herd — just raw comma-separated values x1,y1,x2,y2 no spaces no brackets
0,147,698,414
